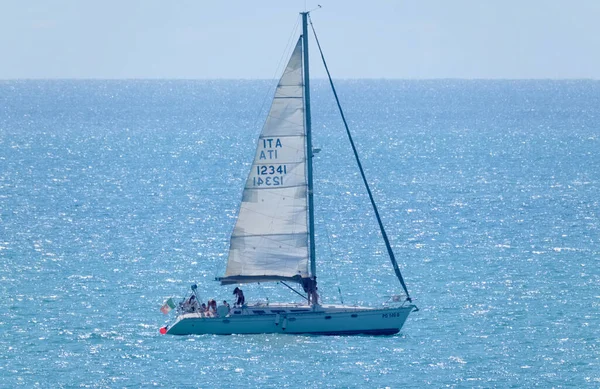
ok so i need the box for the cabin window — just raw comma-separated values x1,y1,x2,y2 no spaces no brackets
233,311,241,315
325,316,332,320
252,310,266,315
351,314,358,318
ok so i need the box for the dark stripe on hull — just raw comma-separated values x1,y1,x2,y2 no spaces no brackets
287,328,400,336
167,327,400,336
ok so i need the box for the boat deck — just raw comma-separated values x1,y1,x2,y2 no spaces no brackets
178,302,398,320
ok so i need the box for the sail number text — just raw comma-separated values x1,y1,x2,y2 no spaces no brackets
253,176,284,187
256,165,287,175
258,138,283,161
252,137,289,187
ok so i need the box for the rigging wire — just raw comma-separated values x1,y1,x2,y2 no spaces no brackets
258,282,270,306
312,160,345,305
280,281,309,302
250,16,301,133
308,15,412,302
322,221,345,305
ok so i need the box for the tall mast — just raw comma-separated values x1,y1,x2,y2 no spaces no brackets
301,12,317,280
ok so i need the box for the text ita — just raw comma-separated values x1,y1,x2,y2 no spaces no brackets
259,138,283,160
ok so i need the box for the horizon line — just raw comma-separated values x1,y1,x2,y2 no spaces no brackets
1,77,598,82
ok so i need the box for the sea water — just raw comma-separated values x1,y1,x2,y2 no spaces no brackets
0,80,598,388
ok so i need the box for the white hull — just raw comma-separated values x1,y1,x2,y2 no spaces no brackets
166,304,415,336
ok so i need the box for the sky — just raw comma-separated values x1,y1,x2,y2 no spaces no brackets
1,0,599,79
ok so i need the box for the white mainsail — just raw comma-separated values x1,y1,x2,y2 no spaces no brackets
220,38,309,284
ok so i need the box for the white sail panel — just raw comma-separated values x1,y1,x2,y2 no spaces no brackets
227,234,308,278
261,100,304,137
234,186,308,236
275,85,303,98
222,37,309,283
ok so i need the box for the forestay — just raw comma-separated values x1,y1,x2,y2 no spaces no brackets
219,38,309,285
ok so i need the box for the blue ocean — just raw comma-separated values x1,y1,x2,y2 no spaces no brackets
1,80,598,388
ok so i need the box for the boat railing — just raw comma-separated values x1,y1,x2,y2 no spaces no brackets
177,302,232,319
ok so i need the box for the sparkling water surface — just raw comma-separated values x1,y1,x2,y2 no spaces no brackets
1,80,599,388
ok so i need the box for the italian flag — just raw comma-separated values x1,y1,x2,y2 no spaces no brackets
160,298,176,314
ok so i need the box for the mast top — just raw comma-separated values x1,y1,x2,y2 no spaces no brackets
300,4,321,16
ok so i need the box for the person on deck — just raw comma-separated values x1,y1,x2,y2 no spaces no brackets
185,295,199,312
233,287,245,307
302,278,318,305
208,299,217,315
311,287,319,305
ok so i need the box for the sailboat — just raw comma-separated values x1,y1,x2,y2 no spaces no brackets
163,12,417,336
